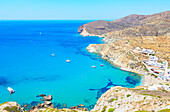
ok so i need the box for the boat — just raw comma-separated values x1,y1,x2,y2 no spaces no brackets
92,66,96,68
66,59,71,63
7,87,15,95
100,64,104,67
51,54,55,57
40,32,42,35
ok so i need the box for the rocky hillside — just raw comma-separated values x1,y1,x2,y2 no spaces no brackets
78,11,170,37
91,86,170,112
87,41,146,75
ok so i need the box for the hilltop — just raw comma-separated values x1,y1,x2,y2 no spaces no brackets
78,11,170,37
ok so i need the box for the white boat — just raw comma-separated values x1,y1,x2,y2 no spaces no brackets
51,54,55,56
40,32,42,35
92,66,96,68
66,59,71,63
7,87,15,95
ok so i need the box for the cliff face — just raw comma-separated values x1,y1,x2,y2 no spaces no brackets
87,41,146,75
78,11,170,37
91,86,170,112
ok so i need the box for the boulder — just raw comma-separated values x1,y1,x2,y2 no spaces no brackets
45,101,52,105
43,95,52,101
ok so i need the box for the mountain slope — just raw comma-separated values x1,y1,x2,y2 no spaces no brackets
78,11,170,37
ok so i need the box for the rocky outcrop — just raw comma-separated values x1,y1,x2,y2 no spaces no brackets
0,102,24,112
87,42,146,75
91,86,170,112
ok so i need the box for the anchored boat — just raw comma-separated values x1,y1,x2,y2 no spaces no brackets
66,59,71,63
7,87,15,95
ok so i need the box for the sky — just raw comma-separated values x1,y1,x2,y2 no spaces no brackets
0,0,169,20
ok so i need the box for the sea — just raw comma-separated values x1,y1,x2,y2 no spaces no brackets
0,20,142,109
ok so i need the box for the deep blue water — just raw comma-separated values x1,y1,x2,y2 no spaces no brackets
0,20,142,109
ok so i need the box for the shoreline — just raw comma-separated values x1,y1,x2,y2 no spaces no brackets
81,30,170,87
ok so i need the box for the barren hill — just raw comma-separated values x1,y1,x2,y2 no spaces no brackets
78,11,170,37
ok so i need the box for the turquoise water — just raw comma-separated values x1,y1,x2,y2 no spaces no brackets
0,20,142,109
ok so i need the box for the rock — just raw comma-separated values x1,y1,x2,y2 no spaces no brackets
24,104,27,107
61,103,67,108
36,94,46,97
70,106,79,109
78,104,85,107
43,95,52,101
45,101,52,105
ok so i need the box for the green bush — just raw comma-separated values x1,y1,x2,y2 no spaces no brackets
108,108,115,112
126,94,131,97
143,97,146,100
144,68,149,72
115,90,119,92
157,96,162,98
108,98,118,103
101,106,107,112
158,109,170,112
162,90,168,92
3,106,20,112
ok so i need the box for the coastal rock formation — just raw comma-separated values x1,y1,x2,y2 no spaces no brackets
87,42,146,75
91,86,170,112
0,102,24,112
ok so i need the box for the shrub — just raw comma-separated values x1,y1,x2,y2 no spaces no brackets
162,90,168,92
108,98,118,103
121,97,124,99
144,68,149,72
126,94,131,97
158,109,170,112
108,108,115,112
115,90,118,92
101,106,107,112
157,96,162,98
144,97,146,100
3,106,20,112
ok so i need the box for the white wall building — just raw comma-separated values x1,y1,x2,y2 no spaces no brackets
142,49,155,55
149,56,158,62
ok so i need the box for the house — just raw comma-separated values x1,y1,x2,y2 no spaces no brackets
149,56,158,62
148,86,158,90
135,47,141,51
156,63,164,68
146,61,156,66
142,49,155,55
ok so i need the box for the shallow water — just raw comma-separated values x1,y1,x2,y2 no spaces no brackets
0,20,142,109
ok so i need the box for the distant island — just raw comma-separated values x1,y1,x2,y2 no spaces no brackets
0,11,170,112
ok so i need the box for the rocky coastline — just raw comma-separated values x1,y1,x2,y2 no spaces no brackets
77,11,170,111
1,11,170,112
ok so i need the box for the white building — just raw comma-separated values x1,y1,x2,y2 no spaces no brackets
142,48,155,55
135,47,141,51
149,56,158,62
